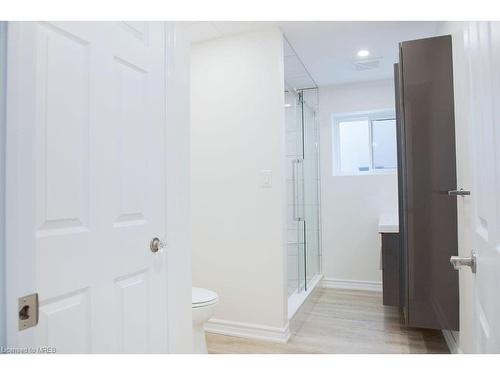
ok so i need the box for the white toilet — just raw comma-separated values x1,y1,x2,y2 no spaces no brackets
192,287,219,354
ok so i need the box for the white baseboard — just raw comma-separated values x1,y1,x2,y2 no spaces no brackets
442,329,462,354
205,319,290,343
321,277,382,292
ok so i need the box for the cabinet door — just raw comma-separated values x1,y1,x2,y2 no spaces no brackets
399,35,459,330
394,63,408,318
382,233,402,307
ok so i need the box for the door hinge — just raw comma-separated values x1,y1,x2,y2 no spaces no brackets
18,293,39,331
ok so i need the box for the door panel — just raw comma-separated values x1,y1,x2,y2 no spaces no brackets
37,289,91,354
464,21,500,353
114,271,149,353
35,24,90,234
113,57,149,226
6,21,168,353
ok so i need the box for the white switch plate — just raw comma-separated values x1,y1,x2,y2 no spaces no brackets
261,170,272,188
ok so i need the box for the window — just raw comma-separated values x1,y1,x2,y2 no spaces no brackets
333,110,397,175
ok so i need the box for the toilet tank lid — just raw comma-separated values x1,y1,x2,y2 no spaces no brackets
192,287,218,305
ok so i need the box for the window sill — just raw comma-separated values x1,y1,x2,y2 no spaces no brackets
333,170,397,177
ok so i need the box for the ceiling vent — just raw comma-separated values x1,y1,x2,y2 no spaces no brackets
353,58,381,71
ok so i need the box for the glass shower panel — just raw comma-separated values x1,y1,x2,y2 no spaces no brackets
302,100,320,288
285,91,302,296
284,36,321,302
296,158,306,293
285,89,320,296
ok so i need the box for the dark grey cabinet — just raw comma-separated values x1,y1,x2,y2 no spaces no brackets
395,35,459,331
381,233,402,307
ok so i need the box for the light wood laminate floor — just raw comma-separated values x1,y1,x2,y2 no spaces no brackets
206,288,450,354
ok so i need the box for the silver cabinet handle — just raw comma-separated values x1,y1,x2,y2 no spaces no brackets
450,250,476,273
448,189,471,196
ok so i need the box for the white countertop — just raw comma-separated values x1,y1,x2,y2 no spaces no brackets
378,213,399,233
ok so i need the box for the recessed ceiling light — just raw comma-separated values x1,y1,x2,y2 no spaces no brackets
357,49,370,58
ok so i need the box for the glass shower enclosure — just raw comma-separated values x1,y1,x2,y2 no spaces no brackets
285,89,321,299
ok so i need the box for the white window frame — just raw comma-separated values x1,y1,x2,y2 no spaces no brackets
332,109,397,176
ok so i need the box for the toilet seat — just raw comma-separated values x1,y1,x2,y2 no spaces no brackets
192,287,218,308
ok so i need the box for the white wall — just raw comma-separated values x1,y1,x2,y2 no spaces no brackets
319,79,398,285
190,29,288,331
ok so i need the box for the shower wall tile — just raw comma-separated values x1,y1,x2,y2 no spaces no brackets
287,242,298,255
286,157,296,181
287,229,298,244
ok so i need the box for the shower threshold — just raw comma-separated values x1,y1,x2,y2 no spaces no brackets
287,274,323,320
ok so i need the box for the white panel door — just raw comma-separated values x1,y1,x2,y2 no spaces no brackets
463,21,500,353
6,21,169,353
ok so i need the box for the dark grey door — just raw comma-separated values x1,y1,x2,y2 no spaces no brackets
397,35,459,330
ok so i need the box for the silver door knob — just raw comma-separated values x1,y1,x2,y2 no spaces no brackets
150,237,166,253
450,250,476,273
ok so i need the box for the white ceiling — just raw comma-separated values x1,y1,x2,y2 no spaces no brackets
183,21,279,44
185,21,442,87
